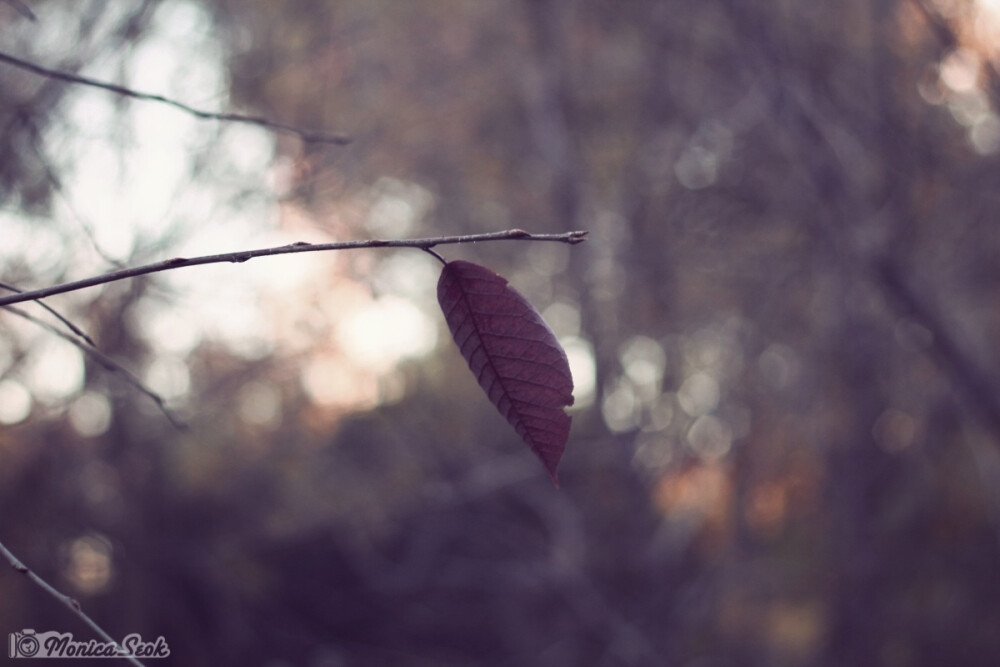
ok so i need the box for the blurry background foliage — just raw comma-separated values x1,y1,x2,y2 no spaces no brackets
3,0,1000,665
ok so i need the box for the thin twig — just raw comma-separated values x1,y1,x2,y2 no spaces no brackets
2,306,187,430
0,50,351,145
0,229,589,307
0,281,96,346
0,539,146,667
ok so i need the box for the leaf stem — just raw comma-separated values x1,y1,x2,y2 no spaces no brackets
422,247,448,265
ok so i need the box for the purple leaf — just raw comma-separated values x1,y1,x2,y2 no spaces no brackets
437,260,574,486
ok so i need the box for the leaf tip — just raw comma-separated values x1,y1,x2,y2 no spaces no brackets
539,444,565,488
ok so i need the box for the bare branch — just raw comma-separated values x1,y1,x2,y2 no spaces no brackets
0,229,589,307
2,0,35,21
0,281,96,346
723,1,1000,445
0,281,184,428
0,539,146,667
0,50,350,146
3,305,187,430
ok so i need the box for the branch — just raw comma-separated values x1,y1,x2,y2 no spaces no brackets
0,281,96,346
0,230,589,307
2,0,35,20
3,305,187,430
874,259,1000,437
0,281,185,428
0,539,146,667
722,1,1000,443
0,50,350,145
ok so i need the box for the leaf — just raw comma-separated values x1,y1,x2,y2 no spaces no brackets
437,260,574,486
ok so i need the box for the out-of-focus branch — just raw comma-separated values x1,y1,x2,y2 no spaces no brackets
0,540,146,667
724,2,1000,440
0,50,350,145
0,230,588,307
15,112,126,268
873,259,1000,437
2,0,35,20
